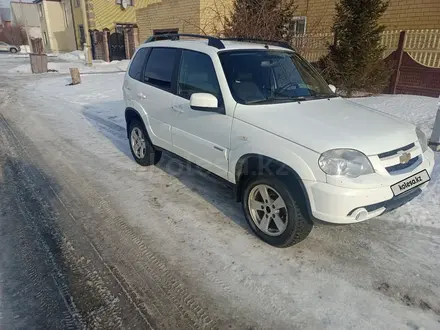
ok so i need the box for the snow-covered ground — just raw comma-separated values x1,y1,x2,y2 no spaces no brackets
2,63,440,328
8,59,129,74
4,50,129,74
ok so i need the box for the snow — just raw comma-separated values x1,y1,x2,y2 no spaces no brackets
6,70,440,329
19,45,31,53
55,50,86,62
5,50,128,74
8,59,129,74
351,95,440,228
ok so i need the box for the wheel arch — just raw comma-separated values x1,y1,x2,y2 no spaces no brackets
234,154,312,217
125,107,144,138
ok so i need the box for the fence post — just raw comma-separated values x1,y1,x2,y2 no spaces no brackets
389,30,406,94
429,96,440,151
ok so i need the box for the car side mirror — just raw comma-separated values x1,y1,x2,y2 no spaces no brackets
329,84,337,94
190,93,219,112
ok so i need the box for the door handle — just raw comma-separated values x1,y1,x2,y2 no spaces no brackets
172,105,184,113
137,92,146,99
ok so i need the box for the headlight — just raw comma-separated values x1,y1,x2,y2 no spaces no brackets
416,127,428,153
318,149,374,178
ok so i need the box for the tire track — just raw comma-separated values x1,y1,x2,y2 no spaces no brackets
0,117,83,329
0,114,151,329
0,108,222,328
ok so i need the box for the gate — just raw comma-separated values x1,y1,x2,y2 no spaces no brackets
109,32,126,61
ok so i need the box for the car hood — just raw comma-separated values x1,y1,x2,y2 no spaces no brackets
233,97,417,155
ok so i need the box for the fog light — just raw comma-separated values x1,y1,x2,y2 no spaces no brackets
351,208,368,221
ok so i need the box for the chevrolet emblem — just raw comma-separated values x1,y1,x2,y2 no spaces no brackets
399,152,411,164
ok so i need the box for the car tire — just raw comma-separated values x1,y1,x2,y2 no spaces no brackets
10,48,18,53
242,175,313,248
128,119,161,166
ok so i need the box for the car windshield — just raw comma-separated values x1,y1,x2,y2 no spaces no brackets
219,50,336,105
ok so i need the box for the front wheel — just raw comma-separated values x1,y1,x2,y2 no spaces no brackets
242,175,313,247
10,48,18,53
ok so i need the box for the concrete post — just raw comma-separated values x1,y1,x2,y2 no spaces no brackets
124,29,130,59
102,30,110,62
429,96,440,151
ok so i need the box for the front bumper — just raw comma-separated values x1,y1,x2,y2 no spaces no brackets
304,149,435,224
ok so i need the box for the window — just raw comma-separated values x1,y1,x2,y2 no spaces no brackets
143,48,177,92
43,32,48,45
153,29,179,40
292,17,306,35
219,51,334,105
177,50,221,101
78,25,85,45
116,0,134,6
0,42,6,45
129,48,150,81
75,0,80,7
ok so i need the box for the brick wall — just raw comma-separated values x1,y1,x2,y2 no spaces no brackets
295,0,440,33
136,0,440,43
136,0,201,42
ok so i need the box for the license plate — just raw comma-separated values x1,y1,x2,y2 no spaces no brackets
391,170,430,196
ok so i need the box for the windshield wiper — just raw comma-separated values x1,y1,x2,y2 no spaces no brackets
245,96,307,105
313,93,338,99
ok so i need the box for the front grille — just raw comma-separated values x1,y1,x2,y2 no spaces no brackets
386,156,420,173
378,143,415,159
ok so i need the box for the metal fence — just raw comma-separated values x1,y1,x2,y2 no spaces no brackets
294,29,440,68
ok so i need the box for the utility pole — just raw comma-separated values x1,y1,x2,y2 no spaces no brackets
18,0,32,52
79,0,92,66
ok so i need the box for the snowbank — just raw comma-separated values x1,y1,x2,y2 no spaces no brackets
353,95,440,228
56,50,86,62
19,45,31,53
8,59,129,74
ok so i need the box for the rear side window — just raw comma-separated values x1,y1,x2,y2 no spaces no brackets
128,47,150,81
144,48,178,92
177,50,221,101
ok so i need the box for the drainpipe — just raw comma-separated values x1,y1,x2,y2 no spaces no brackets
80,0,92,66
69,0,79,50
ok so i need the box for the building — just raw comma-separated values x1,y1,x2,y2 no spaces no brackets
135,0,440,42
0,0,11,24
71,0,152,61
135,0,230,42
34,0,77,53
291,0,440,34
11,1,42,39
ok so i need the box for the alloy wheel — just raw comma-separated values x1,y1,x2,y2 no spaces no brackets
248,184,288,236
130,127,147,159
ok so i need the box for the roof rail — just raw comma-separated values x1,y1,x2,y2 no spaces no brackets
144,34,225,49
220,38,294,50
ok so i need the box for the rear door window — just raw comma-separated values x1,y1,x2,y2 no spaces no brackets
128,47,150,81
143,47,178,92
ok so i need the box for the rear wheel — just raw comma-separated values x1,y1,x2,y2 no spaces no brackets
242,175,313,247
10,48,18,53
128,120,161,166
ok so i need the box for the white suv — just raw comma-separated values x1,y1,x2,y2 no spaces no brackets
123,35,435,247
